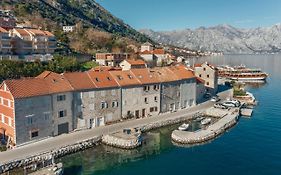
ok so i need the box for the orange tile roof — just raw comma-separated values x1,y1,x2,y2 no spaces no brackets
93,66,121,72
36,71,73,94
152,67,179,82
196,77,205,84
0,27,8,33
109,70,141,87
27,29,47,36
125,59,146,66
87,70,119,88
63,72,96,90
168,65,196,80
43,30,55,37
14,29,30,36
4,78,50,99
130,68,160,85
153,49,165,55
194,63,202,67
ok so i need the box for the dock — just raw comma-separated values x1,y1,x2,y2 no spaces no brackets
171,108,240,144
241,108,253,117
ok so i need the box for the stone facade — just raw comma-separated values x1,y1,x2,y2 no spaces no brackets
79,88,121,129
160,81,181,113
14,95,53,145
194,62,218,94
179,78,197,109
121,84,160,118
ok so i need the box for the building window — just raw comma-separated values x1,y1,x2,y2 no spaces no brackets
25,114,34,125
177,91,180,97
44,112,50,120
95,78,100,82
128,74,133,79
1,114,5,123
150,107,154,112
207,74,210,78
58,110,67,118
206,82,210,86
0,97,2,105
101,102,108,109
144,97,148,104
31,131,39,138
112,101,118,108
143,85,150,92
8,118,12,127
154,85,159,90
57,95,66,101
107,77,111,81
154,96,158,102
203,68,206,71
199,74,202,77
117,75,123,80
154,107,158,112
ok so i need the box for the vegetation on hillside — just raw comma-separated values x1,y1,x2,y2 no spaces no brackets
1,0,152,55
0,55,99,83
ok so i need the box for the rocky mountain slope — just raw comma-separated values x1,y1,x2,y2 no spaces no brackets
2,0,151,42
140,24,281,54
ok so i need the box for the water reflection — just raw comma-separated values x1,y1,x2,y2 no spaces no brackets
60,125,177,175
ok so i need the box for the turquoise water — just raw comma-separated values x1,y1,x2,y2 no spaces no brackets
59,55,281,175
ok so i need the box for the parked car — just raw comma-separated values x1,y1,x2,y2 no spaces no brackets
211,95,220,102
222,101,240,108
214,103,228,109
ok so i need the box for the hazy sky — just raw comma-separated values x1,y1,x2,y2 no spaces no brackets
96,0,281,31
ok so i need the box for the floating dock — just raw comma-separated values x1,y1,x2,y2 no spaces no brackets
241,108,253,117
171,108,240,144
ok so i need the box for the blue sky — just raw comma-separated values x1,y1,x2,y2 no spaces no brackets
96,0,281,31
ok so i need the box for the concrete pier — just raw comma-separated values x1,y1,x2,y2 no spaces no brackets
241,108,253,117
102,129,142,149
171,108,240,144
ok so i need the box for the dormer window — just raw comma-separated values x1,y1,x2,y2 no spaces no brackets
128,75,133,79
107,77,111,81
117,75,123,80
95,78,100,82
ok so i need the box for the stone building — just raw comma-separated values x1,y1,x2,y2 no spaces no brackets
194,62,218,94
120,59,147,71
0,27,12,55
0,65,197,146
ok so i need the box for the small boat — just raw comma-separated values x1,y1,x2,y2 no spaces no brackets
195,116,205,122
178,123,189,131
201,118,212,125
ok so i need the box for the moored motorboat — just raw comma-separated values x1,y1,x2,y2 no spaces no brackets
178,123,189,131
201,118,212,125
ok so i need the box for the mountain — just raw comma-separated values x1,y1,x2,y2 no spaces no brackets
140,24,281,54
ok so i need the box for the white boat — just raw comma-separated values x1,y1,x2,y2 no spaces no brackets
201,118,211,125
178,123,189,131
196,116,205,121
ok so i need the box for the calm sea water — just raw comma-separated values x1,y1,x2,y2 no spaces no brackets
59,55,281,175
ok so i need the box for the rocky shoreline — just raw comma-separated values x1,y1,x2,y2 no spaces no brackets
0,111,203,173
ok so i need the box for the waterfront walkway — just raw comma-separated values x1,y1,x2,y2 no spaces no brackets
0,90,231,164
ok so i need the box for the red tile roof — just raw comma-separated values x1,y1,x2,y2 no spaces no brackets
63,72,96,90
36,71,73,94
87,70,119,88
168,65,196,80
0,27,8,33
140,50,153,55
14,29,30,36
153,49,165,55
125,59,146,66
130,68,160,85
3,79,50,99
109,70,141,87
152,67,179,82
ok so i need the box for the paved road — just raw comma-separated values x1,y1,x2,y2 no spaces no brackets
0,90,231,164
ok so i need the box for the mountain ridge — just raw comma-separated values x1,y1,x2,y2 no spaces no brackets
140,24,281,54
